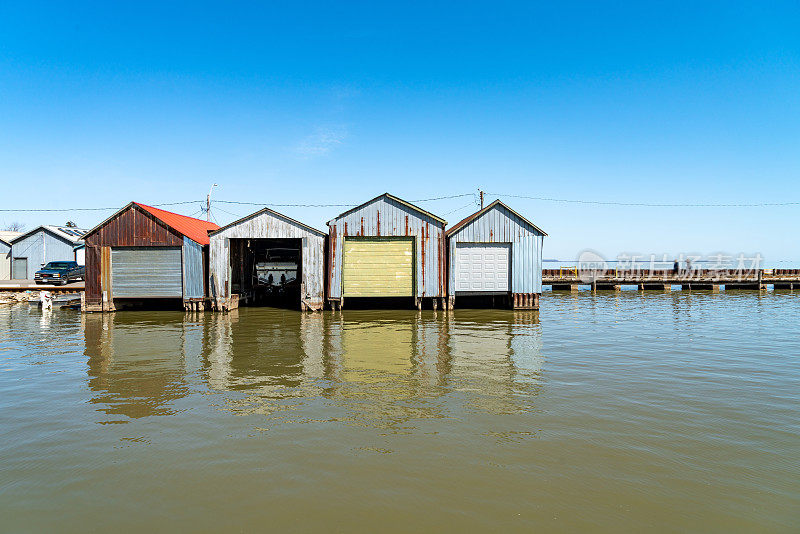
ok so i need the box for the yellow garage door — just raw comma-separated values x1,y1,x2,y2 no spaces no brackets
343,238,414,297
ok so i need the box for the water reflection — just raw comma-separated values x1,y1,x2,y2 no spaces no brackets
84,308,544,426
83,313,192,421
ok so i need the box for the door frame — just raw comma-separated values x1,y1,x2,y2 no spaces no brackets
453,241,512,295
12,257,28,280
341,236,416,298
110,246,184,298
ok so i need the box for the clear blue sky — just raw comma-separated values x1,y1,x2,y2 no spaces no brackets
1,2,798,264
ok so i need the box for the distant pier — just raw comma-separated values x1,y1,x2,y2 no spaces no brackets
543,269,799,292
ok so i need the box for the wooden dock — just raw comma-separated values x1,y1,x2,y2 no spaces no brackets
0,280,85,294
543,269,800,291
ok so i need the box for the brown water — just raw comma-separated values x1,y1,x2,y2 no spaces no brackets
1,292,798,532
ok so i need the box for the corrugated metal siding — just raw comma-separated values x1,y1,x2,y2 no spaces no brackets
209,209,326,308
183,237,204,299
12,258,27,280
328,196,446,299
111,247,183,298
447,204,544,295
84,204,187,301
10,230,77,279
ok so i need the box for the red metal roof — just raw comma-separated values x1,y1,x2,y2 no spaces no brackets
134,203,219,245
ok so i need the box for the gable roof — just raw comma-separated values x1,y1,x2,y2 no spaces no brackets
83,202,219,245
0,231,21,245
327,193,447,226
446,200,547,237
209,207,326,238
135,203,219,245
10,225,88,245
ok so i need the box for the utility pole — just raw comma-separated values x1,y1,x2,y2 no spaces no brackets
207,183,218,222
479,189,484,209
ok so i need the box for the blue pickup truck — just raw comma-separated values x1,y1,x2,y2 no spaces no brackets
34,261,85,285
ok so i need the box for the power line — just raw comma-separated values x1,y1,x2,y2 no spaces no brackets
214,200,355,208
213,206,244,218
0,200,204,213
411,193,474,202
4,191,800,213
442,200,478,216
487,193,800,208
212,193,476,209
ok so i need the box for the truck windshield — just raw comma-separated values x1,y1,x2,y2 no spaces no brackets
44,262,73,269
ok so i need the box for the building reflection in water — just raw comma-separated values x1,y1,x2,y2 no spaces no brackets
83,312,194,421
86,308,544,426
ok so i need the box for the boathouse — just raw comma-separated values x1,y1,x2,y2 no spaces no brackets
327,193,447,309
208,207,327,311
446,200,546,309
9,226,87,279
82,202,218,312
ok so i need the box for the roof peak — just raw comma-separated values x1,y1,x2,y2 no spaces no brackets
327,192,447,225
446,199,547,236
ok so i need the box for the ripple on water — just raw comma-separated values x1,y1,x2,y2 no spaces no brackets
0,293,798,532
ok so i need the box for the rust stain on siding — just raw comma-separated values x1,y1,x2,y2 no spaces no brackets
329,225,336,293
421,224,426,293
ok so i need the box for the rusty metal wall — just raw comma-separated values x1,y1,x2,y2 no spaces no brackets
208,209,326,309
84,204,185,303
447,204,544,295
328,195,447,299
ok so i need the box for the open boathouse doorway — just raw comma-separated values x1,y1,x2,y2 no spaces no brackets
208,207,327,312
228,238,302,309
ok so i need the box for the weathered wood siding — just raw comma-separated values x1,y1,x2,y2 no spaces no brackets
84,205,186,305
447,204,544,295
209,209,326,310
10,230,76,279
328,195,446,299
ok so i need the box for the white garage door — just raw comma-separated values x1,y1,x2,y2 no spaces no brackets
111,247,183,298
455,243,510,292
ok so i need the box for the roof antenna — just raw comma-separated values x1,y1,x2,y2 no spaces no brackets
207,183,218,222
